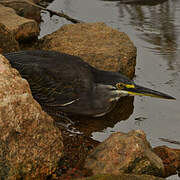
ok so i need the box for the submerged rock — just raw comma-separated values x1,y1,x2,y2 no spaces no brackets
0,54,63,179
0,0,41,22
0,4,39,41
0,23,19,53
40,22,137,79
153,145,180,177
84,130,164,177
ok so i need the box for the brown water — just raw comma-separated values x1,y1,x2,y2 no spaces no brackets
40,0,180,178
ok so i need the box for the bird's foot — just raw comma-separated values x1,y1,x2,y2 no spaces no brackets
46,111,75,124
54,121,82,134
47,111,82,134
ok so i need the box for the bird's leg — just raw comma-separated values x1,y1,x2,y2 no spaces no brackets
46,111,75,125
53,120,82,134
45,110,83,134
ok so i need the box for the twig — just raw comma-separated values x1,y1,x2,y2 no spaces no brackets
45,9,82,24
0,0,83,24
159,138,180,146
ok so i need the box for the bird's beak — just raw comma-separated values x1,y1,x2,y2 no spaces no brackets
116,83,175,100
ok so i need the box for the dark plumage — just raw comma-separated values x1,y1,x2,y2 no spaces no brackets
4,50,175,117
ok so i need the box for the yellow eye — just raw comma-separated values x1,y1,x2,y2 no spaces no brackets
116,83,124,89
116,83,135,89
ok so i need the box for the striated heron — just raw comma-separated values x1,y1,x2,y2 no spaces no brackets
4,50,175,118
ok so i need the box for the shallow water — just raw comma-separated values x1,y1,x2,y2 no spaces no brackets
40,0,180,177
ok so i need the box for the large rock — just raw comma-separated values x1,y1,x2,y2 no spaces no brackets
0,0,41,22
0,23,19,53
40,22,137,79
0,4,39,41
153,146,180,177
0,54,63,179
84,130,164,177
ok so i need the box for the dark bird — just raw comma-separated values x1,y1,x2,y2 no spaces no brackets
4,50,175,117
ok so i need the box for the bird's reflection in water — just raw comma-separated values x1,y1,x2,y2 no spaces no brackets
63,96,134,136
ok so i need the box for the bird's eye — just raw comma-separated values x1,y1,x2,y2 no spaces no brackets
116,83,135,90
116,83,124,90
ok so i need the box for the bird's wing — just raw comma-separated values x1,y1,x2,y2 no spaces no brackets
15,61,80,107
4,51,93,107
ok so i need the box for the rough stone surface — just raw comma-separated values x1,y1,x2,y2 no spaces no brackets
84,130,164,177
0,4,39,41
0,54,63,179
0,23,19,53
77,174,165,180
40,22,137,79
153,145,180,177
0,0,41,22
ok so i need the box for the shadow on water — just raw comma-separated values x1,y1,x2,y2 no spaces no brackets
70,96,134,136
